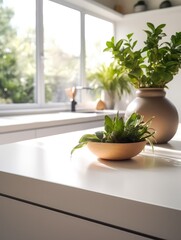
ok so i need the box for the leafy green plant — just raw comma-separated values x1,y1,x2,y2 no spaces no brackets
88,60,132,97
104,22,181,89
87,60,132,108
71,112,155,155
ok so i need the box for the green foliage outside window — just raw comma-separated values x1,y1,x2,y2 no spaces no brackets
0,0,34,103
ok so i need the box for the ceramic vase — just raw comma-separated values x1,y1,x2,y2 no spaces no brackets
125,88,179,143
133,1,147,12
101,90,115,109
159,0,172,8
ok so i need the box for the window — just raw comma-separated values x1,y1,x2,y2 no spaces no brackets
85,14,113,74
0,0,36,104
0,0,114,111
43,1,81,103
85,14,114,101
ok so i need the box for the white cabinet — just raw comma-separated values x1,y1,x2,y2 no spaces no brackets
0,195,148,240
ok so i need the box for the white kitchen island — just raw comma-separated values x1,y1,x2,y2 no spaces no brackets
0,125,181,240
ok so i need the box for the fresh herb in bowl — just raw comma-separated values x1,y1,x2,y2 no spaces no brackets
71,112,155,156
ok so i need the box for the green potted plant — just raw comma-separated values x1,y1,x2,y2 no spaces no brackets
104,22,181,143
87,60,132,109
71,112,155,160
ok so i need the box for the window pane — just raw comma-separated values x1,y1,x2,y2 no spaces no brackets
0,0,35,104
85,15,114,100
43,1,80,103
85,15,113,70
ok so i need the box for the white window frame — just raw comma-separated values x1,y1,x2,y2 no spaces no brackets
0,0,120,115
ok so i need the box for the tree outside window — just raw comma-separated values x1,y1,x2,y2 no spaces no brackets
0,0,35,103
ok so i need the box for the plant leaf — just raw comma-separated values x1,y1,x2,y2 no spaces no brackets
71,142,87,155
79,134,100,143
104,115,113,133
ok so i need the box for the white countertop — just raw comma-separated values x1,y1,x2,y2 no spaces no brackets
0,111,118,133
0,124,181,239
0,110,119,144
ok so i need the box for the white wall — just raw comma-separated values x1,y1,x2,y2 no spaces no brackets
115,6,181,121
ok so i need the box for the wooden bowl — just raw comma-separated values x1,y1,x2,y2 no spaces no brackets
87,141,146,160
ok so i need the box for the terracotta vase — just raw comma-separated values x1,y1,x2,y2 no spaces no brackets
125,88,179,143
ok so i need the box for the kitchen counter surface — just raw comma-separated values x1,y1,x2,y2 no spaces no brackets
0,110,118,144
0,110,118,133
0,124,181,239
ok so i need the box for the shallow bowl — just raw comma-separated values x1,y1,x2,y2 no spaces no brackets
87,141,146,160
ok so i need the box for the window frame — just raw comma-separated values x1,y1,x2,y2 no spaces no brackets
0,0,116,115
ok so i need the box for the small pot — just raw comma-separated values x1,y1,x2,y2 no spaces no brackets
159,1,172,8
87,141,146,160
133,1,147,12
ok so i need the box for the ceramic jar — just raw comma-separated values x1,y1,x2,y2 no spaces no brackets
125,88,179,143
133,1,147,12
159,1,172,8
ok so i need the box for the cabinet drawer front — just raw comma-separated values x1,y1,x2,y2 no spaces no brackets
0,196,148,240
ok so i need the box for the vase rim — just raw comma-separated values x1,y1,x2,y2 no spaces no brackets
136,88,166,97
137,88,165,90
